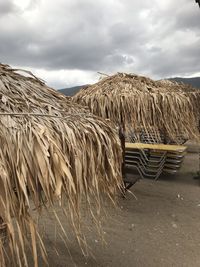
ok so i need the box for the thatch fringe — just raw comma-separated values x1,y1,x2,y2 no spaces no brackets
0,113,122,266
73,73,200,143
0,64,123,266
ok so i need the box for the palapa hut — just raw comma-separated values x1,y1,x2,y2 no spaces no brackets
73,73,200,144
0,64,123,267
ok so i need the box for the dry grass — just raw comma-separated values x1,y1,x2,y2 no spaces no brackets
0,64,123,267
73,73,200,143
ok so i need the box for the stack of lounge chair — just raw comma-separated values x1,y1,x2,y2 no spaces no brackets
126,128,188,145
125,143,187,180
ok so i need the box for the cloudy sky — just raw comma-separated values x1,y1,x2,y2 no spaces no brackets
0,0,200,88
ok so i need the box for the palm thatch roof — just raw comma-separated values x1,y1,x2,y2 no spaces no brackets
73,73,200,143
0,64,123,267
0,63,87,115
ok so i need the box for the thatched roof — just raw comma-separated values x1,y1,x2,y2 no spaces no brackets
0,63,87,115
73,73,200,142
0,64,123,266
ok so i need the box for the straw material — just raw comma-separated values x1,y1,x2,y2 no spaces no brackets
0,63,87,115
73,73,200,142
0,64,123,266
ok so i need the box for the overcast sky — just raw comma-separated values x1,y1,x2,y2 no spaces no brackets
0,0,200,88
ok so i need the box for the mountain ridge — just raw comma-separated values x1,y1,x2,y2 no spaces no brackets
58,85,88,96
58,77,200,96
169,77,200,89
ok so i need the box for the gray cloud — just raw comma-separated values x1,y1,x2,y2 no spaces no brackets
0,0,16,15
0,0,200,87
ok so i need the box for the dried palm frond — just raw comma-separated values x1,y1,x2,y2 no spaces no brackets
73,73,200,143
0,63,87,115
0,64,123,267
0,113,122,266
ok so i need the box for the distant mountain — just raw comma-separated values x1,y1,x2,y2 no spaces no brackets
58,77,200,97
58,85,88,96
169,77,200,89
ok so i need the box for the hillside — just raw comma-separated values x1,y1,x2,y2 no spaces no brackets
169,77,200,89
58,85,88,96
58,77,200,96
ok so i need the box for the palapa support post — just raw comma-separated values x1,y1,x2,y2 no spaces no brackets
118,108,126,188
119,121,136,192
119,124,126,179
119,124,128,194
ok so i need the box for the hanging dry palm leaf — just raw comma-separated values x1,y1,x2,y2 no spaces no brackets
0,63,87,116
0,64,123,267
73,73,200,143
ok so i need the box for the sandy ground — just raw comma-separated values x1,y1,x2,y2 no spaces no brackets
24,147,200,267
2,143,197,267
